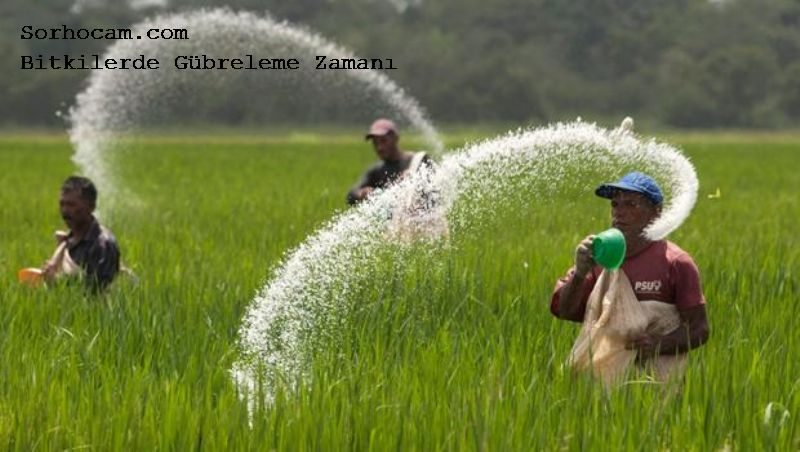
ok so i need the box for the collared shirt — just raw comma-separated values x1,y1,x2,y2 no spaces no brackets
550,240,705,322
67,218,121,291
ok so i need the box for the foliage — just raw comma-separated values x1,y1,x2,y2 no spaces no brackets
1,132,798,449
2,0,800,128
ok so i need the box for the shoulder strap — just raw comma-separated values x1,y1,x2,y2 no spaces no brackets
408,151,427,174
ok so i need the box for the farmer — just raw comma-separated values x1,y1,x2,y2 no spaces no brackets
346,118,431,205
550,172,709,362
41,176,121,292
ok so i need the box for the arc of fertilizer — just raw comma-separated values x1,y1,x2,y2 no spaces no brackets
232,120,699,401
67,8,442,207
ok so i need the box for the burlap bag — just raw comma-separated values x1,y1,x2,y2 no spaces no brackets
386,152,450,242
50,240,83,279
567,270,686,387
49,231,137,286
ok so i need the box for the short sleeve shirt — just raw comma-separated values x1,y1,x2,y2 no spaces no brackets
67,218,121,291
550,240,705,322
346,152,431,204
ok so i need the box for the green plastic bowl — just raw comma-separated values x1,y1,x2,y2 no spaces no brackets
592,228,626,270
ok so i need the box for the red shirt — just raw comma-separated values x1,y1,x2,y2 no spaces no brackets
550,240,705,322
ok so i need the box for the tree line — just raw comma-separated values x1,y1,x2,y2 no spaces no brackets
2,0,798,128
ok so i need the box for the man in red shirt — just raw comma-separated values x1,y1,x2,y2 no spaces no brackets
551,172,709,360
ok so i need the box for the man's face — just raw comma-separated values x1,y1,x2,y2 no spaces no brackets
60,190,94,230
370,132,399,160
610,190,661,240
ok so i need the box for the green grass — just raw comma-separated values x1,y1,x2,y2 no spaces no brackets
0,132,798,450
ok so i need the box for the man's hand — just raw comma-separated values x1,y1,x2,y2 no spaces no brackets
575,235,595,277
41,260,59,282
554,235,596,320
626,333,660,359
355,186,375,201
626,305,710,358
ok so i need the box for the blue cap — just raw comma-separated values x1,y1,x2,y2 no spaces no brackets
595,172,664,205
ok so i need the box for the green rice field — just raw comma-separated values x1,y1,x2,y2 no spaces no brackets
0,131,798,450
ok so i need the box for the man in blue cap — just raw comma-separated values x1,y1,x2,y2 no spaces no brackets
550,172,709,363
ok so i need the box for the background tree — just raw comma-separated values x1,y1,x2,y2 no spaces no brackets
2,0,799,128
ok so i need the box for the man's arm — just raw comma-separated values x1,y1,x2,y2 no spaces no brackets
627,304,710,357
346,166,378,205
552,235,595,321
347,186,373,205
554,274,589,321
41,237,69,282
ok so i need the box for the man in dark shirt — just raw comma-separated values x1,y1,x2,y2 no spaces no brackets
41,176,121,291
346,118,430,205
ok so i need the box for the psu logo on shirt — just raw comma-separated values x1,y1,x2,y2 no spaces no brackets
635,280,662,294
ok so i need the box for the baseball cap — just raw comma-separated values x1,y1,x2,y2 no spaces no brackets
365,118,398,139
595,172,664,205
